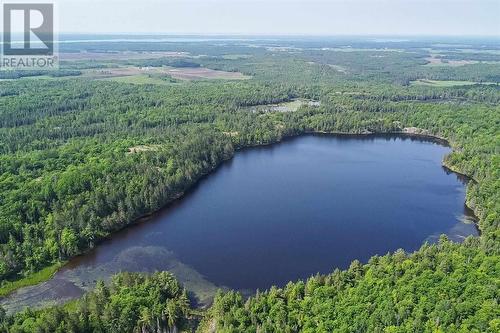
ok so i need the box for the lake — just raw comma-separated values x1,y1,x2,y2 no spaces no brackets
1,134,478,312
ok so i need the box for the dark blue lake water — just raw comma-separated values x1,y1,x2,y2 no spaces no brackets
1,135,477,311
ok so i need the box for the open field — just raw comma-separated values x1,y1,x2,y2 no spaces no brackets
410,79,499,87
60,51,190,61
164,67,250,80
103,74,176,85
221,54,253,60
423,55,500,67
83,66,250,82
328,64,348,73
248,99,321,113
424,56,480,67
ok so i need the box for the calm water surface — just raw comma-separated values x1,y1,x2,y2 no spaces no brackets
1,135,478,312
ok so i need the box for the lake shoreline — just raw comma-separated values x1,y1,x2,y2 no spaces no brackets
0,129,481,305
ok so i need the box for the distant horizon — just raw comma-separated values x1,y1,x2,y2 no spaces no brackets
46,0,500,37
54,31,500,41
56,33,500,38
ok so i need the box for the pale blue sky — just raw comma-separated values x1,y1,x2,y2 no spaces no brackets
55,0,499,36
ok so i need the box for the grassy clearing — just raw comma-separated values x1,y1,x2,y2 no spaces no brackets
0,262,65,297
410,79,498,87
248,99,320,113
103,74,177,85
275,99,306,112
221,54,252,60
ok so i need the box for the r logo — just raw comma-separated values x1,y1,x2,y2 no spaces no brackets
3,3,54,56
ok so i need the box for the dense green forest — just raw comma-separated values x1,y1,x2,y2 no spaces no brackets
201,237,499,333
0,38,498,332
1,271,193,332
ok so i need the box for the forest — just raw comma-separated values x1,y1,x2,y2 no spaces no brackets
0,37,498,332
2,271,194,332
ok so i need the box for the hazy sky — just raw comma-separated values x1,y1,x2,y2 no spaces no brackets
53,0,499,36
